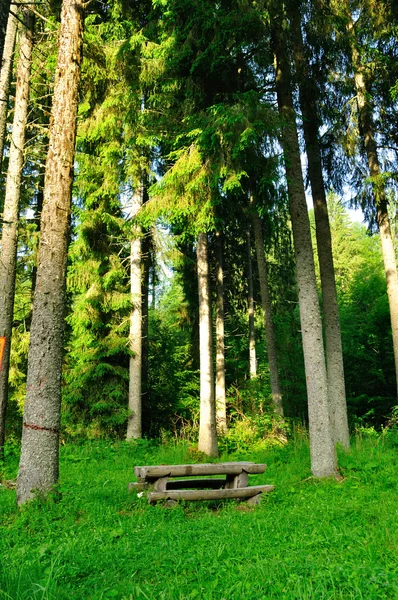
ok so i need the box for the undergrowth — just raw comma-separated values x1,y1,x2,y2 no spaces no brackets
0,432,397,599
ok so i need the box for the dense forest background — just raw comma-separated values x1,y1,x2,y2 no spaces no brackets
0,0,397,479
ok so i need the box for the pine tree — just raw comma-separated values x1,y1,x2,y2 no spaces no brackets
0,0,11,67
197,231,218,456
0,6,35,459
0,8,18,170
214,230,227,431
346,7,398,399
288,1,349,447
269,0,336,476
17,0,84,504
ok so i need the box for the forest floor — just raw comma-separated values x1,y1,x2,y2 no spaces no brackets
0,433,397,599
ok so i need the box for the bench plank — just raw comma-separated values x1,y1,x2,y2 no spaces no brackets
135,462,266,480
147,484,275,504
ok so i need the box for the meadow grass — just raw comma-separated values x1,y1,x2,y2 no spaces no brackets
0,433,397,599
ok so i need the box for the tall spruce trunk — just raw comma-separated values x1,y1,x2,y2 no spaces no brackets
270,5,336,476
0,0,11,67
0,7,34,459
290,6,349,447
348,17,398,398
251,211,283,415
214,231,227,432
17,0,84,505
247,231,257,379
127,189,143,440
0,8,18,171
197,232,218,456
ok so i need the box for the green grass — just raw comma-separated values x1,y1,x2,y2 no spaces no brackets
0,434,398,599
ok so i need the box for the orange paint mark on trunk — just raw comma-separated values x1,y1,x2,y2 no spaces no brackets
0,337,6,372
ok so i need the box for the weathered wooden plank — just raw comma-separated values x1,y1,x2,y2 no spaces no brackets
147,484,275,504
134,462,266,479
153,477,169,492
166,478,226,490
128,482,149,491
225,471,249,489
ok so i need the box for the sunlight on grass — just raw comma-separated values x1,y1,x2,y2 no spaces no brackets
1,435,398,599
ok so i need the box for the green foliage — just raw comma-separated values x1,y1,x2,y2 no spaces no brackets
1,437,398,599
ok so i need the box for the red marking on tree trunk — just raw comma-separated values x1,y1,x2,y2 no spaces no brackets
23,422,59,435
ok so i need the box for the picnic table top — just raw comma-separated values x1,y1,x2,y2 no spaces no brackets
134,461,267,479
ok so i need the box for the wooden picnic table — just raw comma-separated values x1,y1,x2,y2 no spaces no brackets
130,461,275,505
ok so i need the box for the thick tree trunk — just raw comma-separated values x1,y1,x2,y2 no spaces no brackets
197,232,218,456
270,6,336,477
348,17,398,398
0,7,34,460
17,0,84,505
290,6,349,447
247,231,257,379
0,0,11,68
127,190,143,440
214,231,227,432
0,8,18,172
251,211,283,415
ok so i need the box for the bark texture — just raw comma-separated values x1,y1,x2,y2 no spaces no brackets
247,231,257,379
17,0,84,504
348,16,398,398
127,190,143,440
0,8,18,172
290,6,349,447
252,211,283,415
214,231,227,432
0,7,34,458
0,0,11,67
197,232,218,456
270,5,336,476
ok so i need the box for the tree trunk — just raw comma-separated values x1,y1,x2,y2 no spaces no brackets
0,8,18,172
127,189,143,440
141,227,150,432
290,5,349,447
214,231,227,432
0,0,11,67
251,211,283,415
197,232,218,456
0,7,34,460
17,0,84,505
348,16,398,398
247,230,257,379
270,4,336,477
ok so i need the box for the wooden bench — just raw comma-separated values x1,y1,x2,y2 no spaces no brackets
129,461,275,505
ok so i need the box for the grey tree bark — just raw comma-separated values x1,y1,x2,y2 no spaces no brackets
127,189,143,440
0,8,18,172
348,15,398,399
17,0,84,505
197,232,218,456
270,4,336,477
214,231,227,432
251,211,283,415
0,7,34,459
247,231,257,379
289,5,349,448
0,0,11,68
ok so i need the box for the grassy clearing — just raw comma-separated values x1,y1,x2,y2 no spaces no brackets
0,434,397,599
